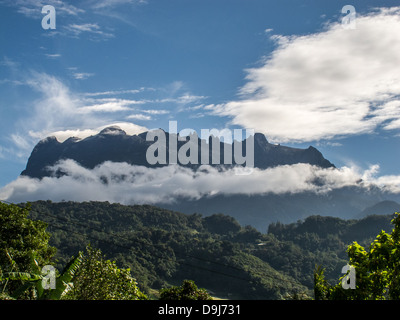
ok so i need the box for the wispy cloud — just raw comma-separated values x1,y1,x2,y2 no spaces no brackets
72,72,95,80
0,79,24,86
209,7,400,143
3,1,117,40
2,160,399,205
79,98,143,113
10,134,32,152
125,108,170,121
126,114,152,120
39,122,147,142
4,69,206,161
142,109,170,115
84,88,205,108
154,94,208,106
4,0,85,18
91,0,147,9
44,53,62,59
6,72,147,156
64,23,115,39
84,88,153,97
66,67,94,80
0,57,19,68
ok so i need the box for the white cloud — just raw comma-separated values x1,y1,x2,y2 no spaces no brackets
24,72,79,131
2,159,399,205
97,122,147,135
84,88,152,97
91,0,147,9
142,109,170,115
7,72,148,155
6,71,207,160
10,134,32,152
64,23,114,39
72,72,94,80
125,108,172,121
45,54,62,59
3,0,85,17
126,114,152,120
209,7,400,143
66,23,99,34
0,56,19,68
42,122,147,142
78,98,142,113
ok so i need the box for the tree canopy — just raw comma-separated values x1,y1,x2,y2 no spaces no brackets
314,212,400,300
2,200,398,300
0,202,56,299
159,279,212,300
62,245,147,300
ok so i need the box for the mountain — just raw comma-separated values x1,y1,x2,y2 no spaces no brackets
159,186,395,231
354,200,400,219
21,126,334,179
18,126,400,231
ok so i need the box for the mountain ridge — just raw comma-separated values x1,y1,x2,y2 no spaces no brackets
19,126,400,231
21,126,335,179
354,200,400,219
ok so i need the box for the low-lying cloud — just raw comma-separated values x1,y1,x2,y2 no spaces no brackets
1,159,399,205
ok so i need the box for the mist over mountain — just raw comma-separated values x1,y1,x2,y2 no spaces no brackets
160,186,398,231
11,126,400,231
354,200,400,219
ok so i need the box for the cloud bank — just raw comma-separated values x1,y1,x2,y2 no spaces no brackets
1,160,399,205
207,7,400,143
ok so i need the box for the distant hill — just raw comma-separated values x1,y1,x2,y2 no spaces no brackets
24,200,398,299
354,200,400,219
268,213,395,246
159,186,394,231
26,200,309,299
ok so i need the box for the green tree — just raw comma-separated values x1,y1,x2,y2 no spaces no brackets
159,280,213,300
314,212,400,300
0,202,56,298
62,245,147,300
0,252,83,300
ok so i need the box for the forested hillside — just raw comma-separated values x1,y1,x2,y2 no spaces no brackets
22,200,396,300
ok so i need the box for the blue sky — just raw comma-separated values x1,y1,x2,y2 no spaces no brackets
2,0,400,196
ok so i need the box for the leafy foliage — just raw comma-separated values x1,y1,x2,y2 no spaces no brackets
47,252,83,300
314,212,400,300
160,280,212,300
12,200,397,300
0,202,56,270
26,201,310,299
62,245,147,300
0,251,84,300
0,202,56,298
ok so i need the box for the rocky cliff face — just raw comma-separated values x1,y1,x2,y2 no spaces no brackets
21,126,334,179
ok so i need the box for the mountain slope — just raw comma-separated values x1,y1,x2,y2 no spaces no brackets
26,200,308,299
354,200,400,219
24,200,398,299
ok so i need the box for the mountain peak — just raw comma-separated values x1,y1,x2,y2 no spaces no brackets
37,136,60,145
21,129,335,179
254,132,269,144
99,126,126,136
